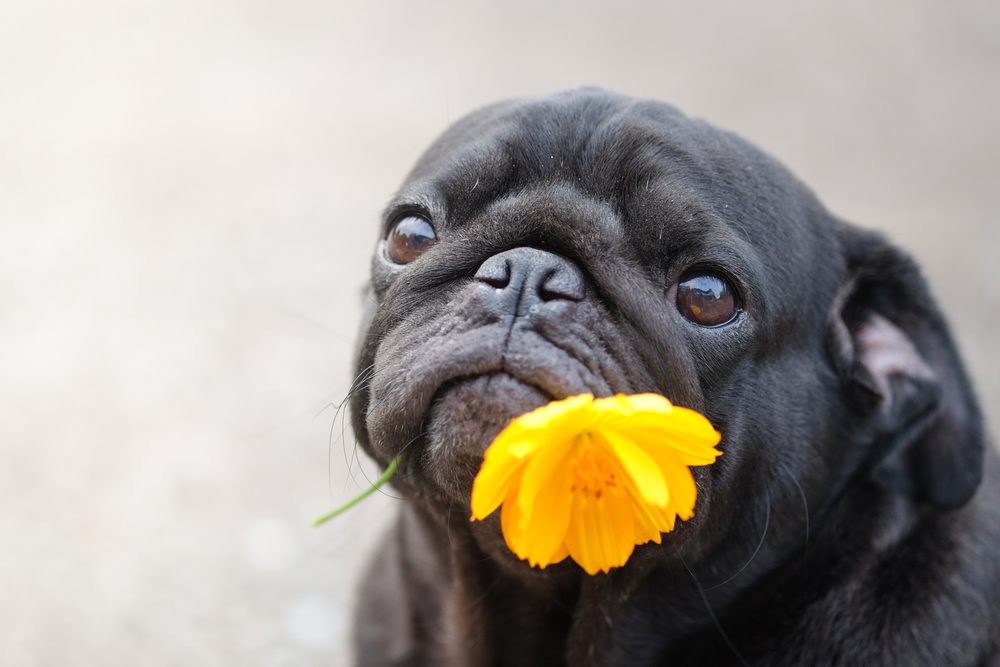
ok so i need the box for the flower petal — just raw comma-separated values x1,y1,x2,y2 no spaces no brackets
549,542,570,564
516,393,594,431
590,393,671,428
619,472,675,538
471,435,535,520
658,450,698,519
597,430,669,508
518,473,574,568
516,437,574,525
565,486,636,575
612,392,674,414
615,412,722,466
632,502,663,545
502,465,573,568
592,395,721,466
498,433,573,567
500,473,527,557
649,503,677,533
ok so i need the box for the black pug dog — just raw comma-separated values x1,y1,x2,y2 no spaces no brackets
348,89,1000,666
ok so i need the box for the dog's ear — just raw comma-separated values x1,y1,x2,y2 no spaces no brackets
827,226,985,510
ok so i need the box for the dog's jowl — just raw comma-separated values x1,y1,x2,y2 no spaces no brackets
347,89,1000,666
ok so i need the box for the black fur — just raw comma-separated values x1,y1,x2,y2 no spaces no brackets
348,89,1000,666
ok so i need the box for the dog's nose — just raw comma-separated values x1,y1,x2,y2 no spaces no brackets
474,247,584,315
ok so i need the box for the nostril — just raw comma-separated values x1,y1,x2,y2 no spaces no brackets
538,268,585,302
475,257,511,289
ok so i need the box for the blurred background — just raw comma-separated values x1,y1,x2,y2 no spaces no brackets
1,1,997,664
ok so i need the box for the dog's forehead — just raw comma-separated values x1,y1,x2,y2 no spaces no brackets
391,91,843,325
406,92,830,240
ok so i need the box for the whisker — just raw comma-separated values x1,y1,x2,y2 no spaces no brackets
355,429,426,501
778,461,811,548
680,554,751,667
324,364,376,492
705,496,771,591
343,366,378,489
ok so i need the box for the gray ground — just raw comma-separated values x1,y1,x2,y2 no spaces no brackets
1,1,997,665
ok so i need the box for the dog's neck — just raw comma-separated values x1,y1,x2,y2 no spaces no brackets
395,504,794,665
388,476,957,666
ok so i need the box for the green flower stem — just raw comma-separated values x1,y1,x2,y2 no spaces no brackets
312,454,402,527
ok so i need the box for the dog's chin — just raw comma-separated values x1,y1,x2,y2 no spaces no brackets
415,372,711,577
423,373,552,504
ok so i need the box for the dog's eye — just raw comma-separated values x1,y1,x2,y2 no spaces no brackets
386,215,437,264
676,271,739,327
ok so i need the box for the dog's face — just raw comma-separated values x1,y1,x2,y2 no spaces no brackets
351,89,983,578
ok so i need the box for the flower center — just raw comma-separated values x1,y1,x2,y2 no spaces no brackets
568,444,618,499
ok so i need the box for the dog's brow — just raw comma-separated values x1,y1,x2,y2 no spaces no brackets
381,190,446,228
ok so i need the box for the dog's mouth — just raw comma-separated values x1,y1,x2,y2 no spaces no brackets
365,323,621,452
363,323,630,503
422,372,554,482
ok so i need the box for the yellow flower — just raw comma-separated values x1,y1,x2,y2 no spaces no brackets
470,393,722,575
